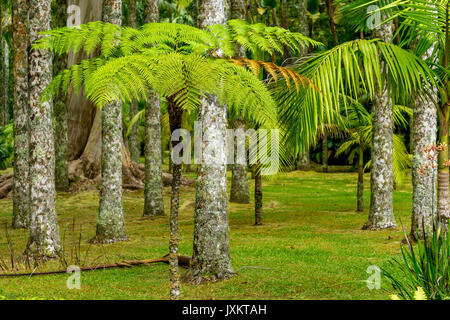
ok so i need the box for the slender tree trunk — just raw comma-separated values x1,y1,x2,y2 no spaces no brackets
53,0,69,192
437,3,450,220
128,0,137,28
325,0,338,47
167,96,182,300
254,165,263,225
12,0,30,229
26,0,62,258
297,149,310,171
357,148,364,212
184,0,234,284
95,0,128,243
3,40,9,126
0,2,4,126
229,0,250,204
298,0,308,35
364,21,397,230
143,91,165,217
322,135,328,172
230,117,250,203
142,0,165,217
127,0,139,163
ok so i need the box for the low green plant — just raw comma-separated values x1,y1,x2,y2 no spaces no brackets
0,124,14,170
383,221,450,300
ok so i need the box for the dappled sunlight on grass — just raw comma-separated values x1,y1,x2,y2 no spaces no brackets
0,170,412,300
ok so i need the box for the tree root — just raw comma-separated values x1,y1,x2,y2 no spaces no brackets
0,254,191,277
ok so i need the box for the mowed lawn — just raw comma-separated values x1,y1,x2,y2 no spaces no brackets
0,167,413,300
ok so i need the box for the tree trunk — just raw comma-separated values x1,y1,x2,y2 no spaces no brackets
64,0,143,190
127,0,139,163
297,149,310,171
325,0,338,47
184,0,234,284
142,0,165,217
410,42,438,240
254,165,263,225
357,148,364,212
143,91,165,217
12,0,30,229
298,0,308,35
322,135,328,172
363,21,397,230
230,118,250,204
53,0,69,192
229,1,250,204
128,0,137,28
94,0,128,244
167,96,183,300
3,40,9,126
26,0,62,258
0,2,5,126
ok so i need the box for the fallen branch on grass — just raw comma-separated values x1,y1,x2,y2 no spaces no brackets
0,254,191,277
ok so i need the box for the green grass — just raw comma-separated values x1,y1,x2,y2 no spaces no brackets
0,167,413,300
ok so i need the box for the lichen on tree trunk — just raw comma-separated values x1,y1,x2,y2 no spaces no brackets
53,0,69,192
11,0,30,229
230,119,249,204
167,96,183,300
183,0,234,284
410,41,438,239
363,21,397,230
254,165,263,225
26,0,62,258
143,91,165,217
94,0,128,244
142,0,165,218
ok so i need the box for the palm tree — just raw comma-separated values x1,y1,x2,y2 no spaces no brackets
26,0,61,258
95,0,128,244
342,0,448,231
143,0,165,218
335,101,411,212
36,17,315,285
11,0,30,229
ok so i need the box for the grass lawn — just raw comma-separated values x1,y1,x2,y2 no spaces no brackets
0,167,413,300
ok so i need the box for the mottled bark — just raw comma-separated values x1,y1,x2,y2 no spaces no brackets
53,0,69,192
167,96,182,300
0,3,5,126
411,96,437,239
143,91,165,217
357,148,364,212
297,149,311,171
12,0,30,229
26,0,62,258
142,0,164,217
229,1,249,204
144,0,159,24
298,0,308,35
410,43,438,239
127,1,139,163
3,40,9,126
254,166,263,225
230,118,249,203
128,0,137,28
95,0,127,243
322,136,328,173
364,21,397,230
184,0,234,284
